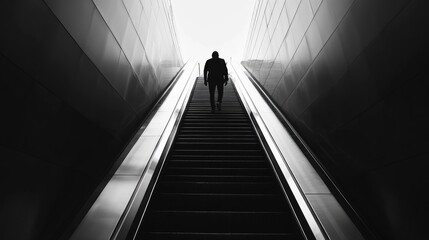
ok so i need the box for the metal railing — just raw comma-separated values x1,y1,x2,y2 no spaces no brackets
230,61,366,240
70,62,199,240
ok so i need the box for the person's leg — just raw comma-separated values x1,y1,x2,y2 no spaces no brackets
208,81,216,111
216,81,224,110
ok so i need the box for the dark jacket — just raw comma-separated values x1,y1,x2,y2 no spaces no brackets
204,58,228,83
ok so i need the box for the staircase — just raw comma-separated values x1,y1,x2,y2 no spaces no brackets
132,77,304,240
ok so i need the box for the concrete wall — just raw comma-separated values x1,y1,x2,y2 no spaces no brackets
0,0,183,239
242,0,428,239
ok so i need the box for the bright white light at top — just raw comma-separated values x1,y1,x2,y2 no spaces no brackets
171,0,256,63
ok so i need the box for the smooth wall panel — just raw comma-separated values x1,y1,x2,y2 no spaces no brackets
0,0,183,239
242,0,427,239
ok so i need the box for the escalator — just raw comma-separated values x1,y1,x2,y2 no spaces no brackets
130,77,304,240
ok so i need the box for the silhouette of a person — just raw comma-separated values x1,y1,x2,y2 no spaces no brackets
204,51,228,113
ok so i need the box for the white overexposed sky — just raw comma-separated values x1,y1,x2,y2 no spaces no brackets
171,0,256,63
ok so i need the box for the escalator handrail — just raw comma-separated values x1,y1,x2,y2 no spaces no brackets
230,62,366,240
70,62,198,240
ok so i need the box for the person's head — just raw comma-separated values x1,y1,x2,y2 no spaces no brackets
212,51,219,59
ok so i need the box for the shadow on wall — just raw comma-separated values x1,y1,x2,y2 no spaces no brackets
0,0,183,239
242,0,429,239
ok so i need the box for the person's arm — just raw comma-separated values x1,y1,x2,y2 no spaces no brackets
223,60,228,85
203,61,209,86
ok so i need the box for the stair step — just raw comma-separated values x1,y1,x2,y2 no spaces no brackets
176,136,257,140
183,116,246,119
183,116,247,119
180,123,248,125
143,211,298,233
173,142,260,150
172,149,263,156
162,175,273,182
168,160,267,168
165,167,271,176
170,155,265,161
141,232,301,240
178,133,255,137
152,193,288,211
157,181,278,194
180,127,253,131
